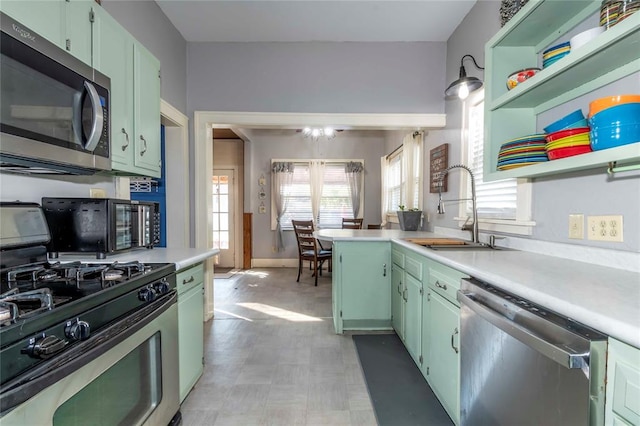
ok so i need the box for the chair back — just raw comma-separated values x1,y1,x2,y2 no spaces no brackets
367,224,382,229
292,220,315,254
342,218,363,229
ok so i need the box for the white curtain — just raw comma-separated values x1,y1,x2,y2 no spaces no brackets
380,156,389,226
402,132,423,210
309,160,325,224
271,161,294,251
345,161,364,218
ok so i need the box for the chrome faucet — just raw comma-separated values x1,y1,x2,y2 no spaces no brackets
437,164,479,244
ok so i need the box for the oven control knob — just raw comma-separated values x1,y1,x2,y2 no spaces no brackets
153,279,170,295
65,320,91,341
138,286,156,302
21,335,67,359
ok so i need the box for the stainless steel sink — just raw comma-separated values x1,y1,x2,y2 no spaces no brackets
421,242,512,251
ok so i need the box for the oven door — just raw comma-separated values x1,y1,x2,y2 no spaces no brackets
0,292,179,426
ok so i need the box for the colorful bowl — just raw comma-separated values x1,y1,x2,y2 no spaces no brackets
590,122,640,150
570,27,605,50
547,145,593,160
507,68,541,90
546,135,591,150
545,126,590,143
589,94,640,117
543,110,586,133
589,102,640,127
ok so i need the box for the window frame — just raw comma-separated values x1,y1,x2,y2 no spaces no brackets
458,89,535,236
270,158,365,230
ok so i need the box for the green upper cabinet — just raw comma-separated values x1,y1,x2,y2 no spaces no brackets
333,241,391,332
65,0,93,65
133,42,161,177
0,1,65,50
92,7,135,172
484,0,640,181
92,6,161,178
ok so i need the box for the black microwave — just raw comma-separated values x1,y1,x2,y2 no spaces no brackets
42,198,132,259
0,13,110,175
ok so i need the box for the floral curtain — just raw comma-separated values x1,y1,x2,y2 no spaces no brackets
271,161,294,251
309,161,325,224
345,161,364,219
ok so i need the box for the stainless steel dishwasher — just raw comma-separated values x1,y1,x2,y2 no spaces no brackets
457,278,607,426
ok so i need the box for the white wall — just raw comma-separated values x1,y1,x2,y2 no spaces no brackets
0,173,119,203
243,129,387,260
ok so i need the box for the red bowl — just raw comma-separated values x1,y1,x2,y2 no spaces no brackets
547,145,593,160
545,127,590,142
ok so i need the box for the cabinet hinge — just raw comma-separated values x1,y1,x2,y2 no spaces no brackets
419,288,423,296
339,254,342,263
340,310,342,318
66,39,71,51
419,355,423,365
89,10,95,23
427,366,430,375
158,69,161,79
202,356,204,365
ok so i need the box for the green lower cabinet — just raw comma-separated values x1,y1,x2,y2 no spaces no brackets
333,241,391,333
427,291,460,425
403,273,423,366
391,263,404,339
605,338,640,425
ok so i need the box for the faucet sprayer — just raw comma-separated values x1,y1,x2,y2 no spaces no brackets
436,164,479,244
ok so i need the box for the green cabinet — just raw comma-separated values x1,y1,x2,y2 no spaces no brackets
92,7,161,178
426,290,460,425
605,338,640,425
177,263,205,402
484,1,640,181
332,241,391,333
391,261,404,339
404,273,423,366
1,0,92,65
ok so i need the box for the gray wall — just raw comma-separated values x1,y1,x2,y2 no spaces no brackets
243,129,386,260
425,0,640,252
0,173,118,203
103,0,187,114
187,42,446,116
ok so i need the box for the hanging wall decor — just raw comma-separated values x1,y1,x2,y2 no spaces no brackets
430,143,449,193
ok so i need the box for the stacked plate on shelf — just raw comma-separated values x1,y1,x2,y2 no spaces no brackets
589,95,640,151
542,41,570,68
497,134,548,170
545,127,592,160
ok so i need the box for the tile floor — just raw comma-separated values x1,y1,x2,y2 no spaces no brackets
180,267,377,426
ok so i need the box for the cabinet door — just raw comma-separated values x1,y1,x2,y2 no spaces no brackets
92,7,136,173
606,338,640,425
338,242,390,322
420,289,431,379
178,284,204,402
64,0,92,65
404,273,422,366
133,42,161,178
391,264,404,338
1,1,65,48
428,292,460,425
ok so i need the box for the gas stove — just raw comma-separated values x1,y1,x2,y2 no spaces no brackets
0,202,176,412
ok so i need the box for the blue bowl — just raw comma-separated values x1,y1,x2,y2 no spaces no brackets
544,109,586,133
589,103,640,150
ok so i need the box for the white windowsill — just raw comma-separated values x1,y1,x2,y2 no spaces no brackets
454,217,536,236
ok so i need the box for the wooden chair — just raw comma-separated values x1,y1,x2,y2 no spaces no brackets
292,220,332,286
367,224,382,229
342,218,363,229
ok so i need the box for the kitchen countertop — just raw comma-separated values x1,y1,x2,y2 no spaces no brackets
316,229,640,348
51,247,220,270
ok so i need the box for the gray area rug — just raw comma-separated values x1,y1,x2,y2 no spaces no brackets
352,333,453,426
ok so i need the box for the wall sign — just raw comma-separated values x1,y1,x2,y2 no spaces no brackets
429,143,449,193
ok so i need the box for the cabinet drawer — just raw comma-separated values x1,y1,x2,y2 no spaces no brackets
177,263,204,295
405,256,423,281
392,249,405,268
428,264,468,306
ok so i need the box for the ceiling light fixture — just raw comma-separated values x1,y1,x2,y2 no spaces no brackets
445,54,485,100
301,127,337,141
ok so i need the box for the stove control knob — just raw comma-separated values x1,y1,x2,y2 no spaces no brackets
65,319,91,341
138,286,156,303
22,334,67,359
153,279,170,295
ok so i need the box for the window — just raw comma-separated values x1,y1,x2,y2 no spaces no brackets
383,133,423,218
460,90,534,234
272,160,363,229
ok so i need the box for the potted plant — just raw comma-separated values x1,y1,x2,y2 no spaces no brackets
397,205,422,231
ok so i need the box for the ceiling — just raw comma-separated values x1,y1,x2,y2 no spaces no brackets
155,1,477,43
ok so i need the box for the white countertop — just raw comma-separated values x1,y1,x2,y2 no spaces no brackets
51,247,220,270
316,229,640,348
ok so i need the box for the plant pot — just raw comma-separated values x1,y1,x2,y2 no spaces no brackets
397,211,422,231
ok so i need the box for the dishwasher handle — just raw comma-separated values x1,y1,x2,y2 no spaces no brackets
457,289,591,374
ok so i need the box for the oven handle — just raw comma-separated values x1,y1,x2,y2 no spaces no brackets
457,289,591,373
82,81,104,152
0,290,177,415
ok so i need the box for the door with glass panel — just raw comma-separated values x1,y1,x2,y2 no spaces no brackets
212,169,234,267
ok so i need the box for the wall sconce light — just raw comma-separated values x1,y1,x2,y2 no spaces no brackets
445,54,485,100
301,127,337,141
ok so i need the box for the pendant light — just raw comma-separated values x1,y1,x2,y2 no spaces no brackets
445,54,485,100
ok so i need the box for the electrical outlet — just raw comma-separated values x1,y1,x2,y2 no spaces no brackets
587,215,623,242
89,188,106,198
568,214,584,239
